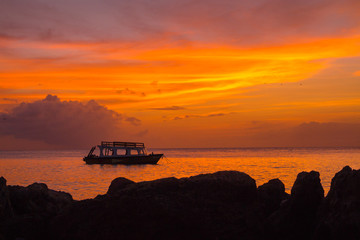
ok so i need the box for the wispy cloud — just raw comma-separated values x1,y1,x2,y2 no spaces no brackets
173,112,228,120
150,106,185,111
1,98,18,103
117,88,146,97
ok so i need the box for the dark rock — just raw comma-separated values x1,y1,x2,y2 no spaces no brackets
268,171,324,240
9,182,73,217
258,178,289,216
50,171,264,240
2,182,73,240
0,177,13,240
314,166,360,240
0,176,13,221
182,171,257,203
106,177,135,195
291,171,324,212
5,167,360,240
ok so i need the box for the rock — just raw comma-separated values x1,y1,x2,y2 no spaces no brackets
182,171,257,203
50,171,265,240
3,182,73,240
8,167,360,240
268,171,324,240
0,176,13,221
314,166,360,240
106,177,135,195
291,171,324,212
9,183,73,217
258,178,289,216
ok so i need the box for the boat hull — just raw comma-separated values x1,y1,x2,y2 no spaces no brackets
83,154,163,165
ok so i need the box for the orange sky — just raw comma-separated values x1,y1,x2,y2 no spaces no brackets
0,0,360,149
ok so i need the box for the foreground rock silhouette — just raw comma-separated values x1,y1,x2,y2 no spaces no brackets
268,171,324,240
0,181,73,240
315,166,360,240
0,166,360,240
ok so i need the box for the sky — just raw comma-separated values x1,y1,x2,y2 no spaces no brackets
0,0,360,149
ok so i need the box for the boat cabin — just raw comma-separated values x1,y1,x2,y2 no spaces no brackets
88,141,148,157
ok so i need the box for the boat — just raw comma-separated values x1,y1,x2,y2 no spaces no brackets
83,141,163,165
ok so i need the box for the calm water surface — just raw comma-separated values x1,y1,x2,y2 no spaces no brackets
1,148,359,200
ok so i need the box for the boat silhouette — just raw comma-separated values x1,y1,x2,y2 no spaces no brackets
83,141,163,164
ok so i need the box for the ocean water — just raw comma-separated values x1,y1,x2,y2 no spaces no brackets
0,147,359,200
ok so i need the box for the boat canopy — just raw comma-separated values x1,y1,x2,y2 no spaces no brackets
101,141,144,148
97,141,147,157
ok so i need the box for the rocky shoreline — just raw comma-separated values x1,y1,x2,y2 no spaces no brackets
1,166,360,240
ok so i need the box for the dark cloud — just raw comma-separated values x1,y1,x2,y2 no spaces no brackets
242,121,360,147
116,88,146,97
173,115,189,120
207,113,225,117
0,95,141,148
0,88,84,95
173,112,227,120
0,0,359,45
290,122,360,147
124,117,141,126
151,106,185,111
1,98,18,103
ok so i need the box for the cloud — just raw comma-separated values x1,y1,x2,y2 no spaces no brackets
241,121,360,147
0,95,141,148
1,98,18,103
207,113,226,117
172,112,227,120
124,117,141,126
150,106,185,110
289,122,360,147
0,88,84,96
1,0,359,46
116,88,146,97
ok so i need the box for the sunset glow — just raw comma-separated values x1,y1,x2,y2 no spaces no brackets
1,0,360,149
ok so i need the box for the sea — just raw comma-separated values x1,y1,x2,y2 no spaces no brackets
1,147,360,200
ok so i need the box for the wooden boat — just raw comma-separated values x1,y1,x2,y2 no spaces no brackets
83,141,163,165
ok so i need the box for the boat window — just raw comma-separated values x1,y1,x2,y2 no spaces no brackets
133,149,139,155
129,149,139,155
117,149,126,155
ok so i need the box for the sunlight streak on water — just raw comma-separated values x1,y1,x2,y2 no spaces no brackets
0,148,359,200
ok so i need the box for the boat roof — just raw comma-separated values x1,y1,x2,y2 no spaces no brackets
101,141,145,148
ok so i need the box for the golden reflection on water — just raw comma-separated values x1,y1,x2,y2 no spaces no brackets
1,148,360,200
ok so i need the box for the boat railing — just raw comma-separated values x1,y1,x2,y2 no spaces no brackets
101,141,145,148
87,146,96,157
